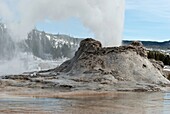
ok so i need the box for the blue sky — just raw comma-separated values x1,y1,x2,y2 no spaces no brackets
124,0,170,41
36,17,94,38
35,0,170,41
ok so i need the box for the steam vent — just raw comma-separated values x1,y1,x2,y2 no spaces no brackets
1,38,170,92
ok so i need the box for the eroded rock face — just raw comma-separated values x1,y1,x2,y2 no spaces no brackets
56,39,149,76
53,38,170,90
1,38,170,92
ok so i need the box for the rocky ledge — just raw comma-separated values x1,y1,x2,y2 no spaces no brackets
1,38,170,92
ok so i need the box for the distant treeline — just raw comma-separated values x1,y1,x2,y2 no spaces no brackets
123,40,170,50
148,51,170,65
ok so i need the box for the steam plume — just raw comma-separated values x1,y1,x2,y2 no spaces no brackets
1,0,125,46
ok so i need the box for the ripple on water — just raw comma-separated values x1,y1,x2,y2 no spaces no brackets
0,92,170,114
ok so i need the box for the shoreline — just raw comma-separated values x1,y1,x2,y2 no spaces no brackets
0,86,170,100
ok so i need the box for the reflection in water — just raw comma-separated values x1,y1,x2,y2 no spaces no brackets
164,93,170,114
0,92,170,114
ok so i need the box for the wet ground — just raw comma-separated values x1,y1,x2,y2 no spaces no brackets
0,91,170,114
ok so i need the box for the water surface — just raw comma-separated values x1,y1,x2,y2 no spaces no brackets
0,92,170,114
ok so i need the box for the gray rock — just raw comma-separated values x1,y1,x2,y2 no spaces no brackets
1,38,170,92
53,38,170,91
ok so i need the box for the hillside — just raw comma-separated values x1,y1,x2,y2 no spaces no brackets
25,29,81,59
0,23,15,60
123,40,170,50
0,23,82,60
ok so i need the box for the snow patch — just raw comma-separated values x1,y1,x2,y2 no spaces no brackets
46,35,51,40
164,66,170,72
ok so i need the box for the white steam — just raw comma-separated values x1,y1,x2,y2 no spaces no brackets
0,0,12,19
0,0,125,46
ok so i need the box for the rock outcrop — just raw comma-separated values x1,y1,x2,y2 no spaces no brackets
0,23,15,59
55,39,168,84
1,38,170,92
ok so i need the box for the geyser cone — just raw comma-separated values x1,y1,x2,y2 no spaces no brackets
55,38,170,88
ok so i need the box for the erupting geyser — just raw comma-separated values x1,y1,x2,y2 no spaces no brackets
1,0,125,46
0,0,125,75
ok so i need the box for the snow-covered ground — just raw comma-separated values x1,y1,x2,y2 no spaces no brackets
164,66,170,72
0,52,68,76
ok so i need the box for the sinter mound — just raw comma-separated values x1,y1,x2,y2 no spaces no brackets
54,38,170,91
2,38,170,92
